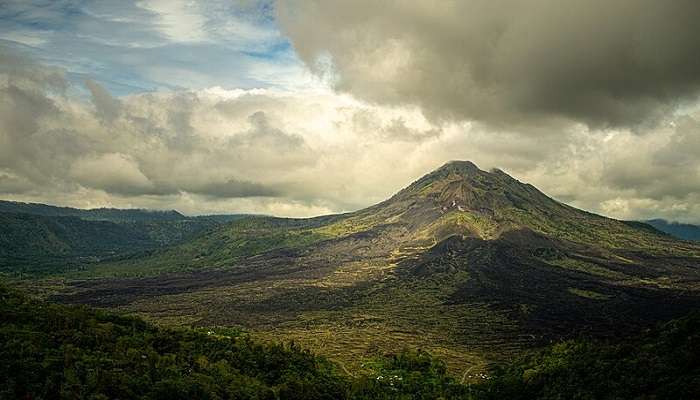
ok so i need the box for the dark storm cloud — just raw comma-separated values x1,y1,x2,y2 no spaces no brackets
278,0,700,128
188,179,282,198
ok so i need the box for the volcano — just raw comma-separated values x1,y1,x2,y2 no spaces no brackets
52,161,700,372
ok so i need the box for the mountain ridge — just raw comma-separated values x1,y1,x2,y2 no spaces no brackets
0,201,250,276
0,199,186,222
645,218,700,241
19,161,700,374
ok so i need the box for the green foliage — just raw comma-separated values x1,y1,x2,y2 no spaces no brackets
352,349,470,399
2,283,699,399
475,314,700,399
0,284,347,399
0,284,478,399
0,212,155,276
88,216,337,278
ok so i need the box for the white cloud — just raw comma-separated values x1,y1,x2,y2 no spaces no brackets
0,1,310,95
70,153,156,195
0,30,50,47
137,0,209,43
3,47,700,223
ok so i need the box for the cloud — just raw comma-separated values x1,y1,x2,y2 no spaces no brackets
0,47,65,92
0,0,312,95
3,46,700,223
598,115,700,200
70,153,159,196
350,110,442,143
85,79,122,122
136,0,209,43
0,48,333,216
277,0,700,128
0,48,442,214
0,170,34,194
188,179,281,199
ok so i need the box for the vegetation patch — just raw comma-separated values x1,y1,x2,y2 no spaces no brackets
567,288,611,300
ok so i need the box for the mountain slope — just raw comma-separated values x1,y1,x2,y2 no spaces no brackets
46,161,700,374
646,218,700,241
0,200,187,222
0,201,251,276
83,161,698,279
0,212,157,275
0,200,249,245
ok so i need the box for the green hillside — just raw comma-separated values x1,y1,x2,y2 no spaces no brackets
20,161,700,376
0,201,249,277
90,161,700,277
2,284,699,399
85,215,343,277
0,212,155,275
0,200,186,222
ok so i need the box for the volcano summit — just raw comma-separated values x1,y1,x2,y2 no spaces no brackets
45,161,700,372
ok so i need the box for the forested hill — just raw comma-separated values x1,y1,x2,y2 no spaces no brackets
0,200,249,277
0,200,185,222
646,218,700,241
0,212,159,276
0,211,225,276
2,284,699,399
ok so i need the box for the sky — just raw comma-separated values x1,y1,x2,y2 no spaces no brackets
1,1,700,222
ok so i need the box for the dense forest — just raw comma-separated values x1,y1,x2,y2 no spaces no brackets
1,283,699,399
478,315,700,399
0,284,466,399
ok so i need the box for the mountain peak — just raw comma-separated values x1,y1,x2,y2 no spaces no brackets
402,160,502,195
377,160,572,240
430,160,487,180
439,160,481,172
